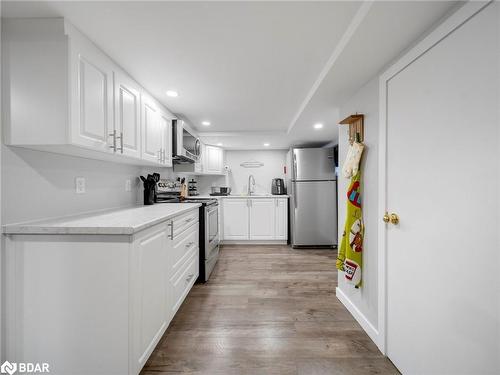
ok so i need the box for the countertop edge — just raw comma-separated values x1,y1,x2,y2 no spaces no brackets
2,204,202,236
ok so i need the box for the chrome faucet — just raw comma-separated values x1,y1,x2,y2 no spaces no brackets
248,174,255,196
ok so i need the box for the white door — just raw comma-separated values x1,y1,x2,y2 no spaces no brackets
114,70,141,158
204,145,222,174
384,4,499,374
69,37,113,151
158,111,173,167
249,199,275,240
223,199,249,240
275,198,288,240
134,225,168,370
141,94,161,164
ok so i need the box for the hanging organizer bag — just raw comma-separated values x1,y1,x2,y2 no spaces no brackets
336,170,364,288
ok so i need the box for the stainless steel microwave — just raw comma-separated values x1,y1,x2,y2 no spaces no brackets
172,119,201,164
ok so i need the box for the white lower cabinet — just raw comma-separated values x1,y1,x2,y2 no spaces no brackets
275,198,288,240
222,199,249,240
3,209,199,375
249,199,275,240
223,197,288,241
132,224,169,371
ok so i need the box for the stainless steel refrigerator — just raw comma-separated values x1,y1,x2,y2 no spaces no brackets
287,147,337,248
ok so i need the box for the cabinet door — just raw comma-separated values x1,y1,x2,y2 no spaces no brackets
69,36,114,151
159,111,173,167
133,224,169,371
141,94,161,163
275,199,288,240
249,199,275,240
223,199,249,240
114,70,141,158
204,145,223,174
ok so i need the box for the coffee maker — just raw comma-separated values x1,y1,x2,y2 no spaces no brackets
271,178,286,195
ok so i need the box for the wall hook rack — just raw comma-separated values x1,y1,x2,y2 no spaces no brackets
339,114,364,145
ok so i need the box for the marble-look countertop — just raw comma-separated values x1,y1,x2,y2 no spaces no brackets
3,204,201,235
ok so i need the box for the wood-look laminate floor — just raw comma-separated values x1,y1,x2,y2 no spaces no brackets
141,245,399,375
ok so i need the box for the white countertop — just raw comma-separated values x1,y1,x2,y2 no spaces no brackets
3,204,201,235
190,194,289,199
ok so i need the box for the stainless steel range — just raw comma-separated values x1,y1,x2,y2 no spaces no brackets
183,198,220,282
156,189,220,282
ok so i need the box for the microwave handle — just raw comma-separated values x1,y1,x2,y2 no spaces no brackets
194,138,201,157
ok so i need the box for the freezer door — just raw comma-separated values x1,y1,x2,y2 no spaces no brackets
291,180,337,246
292,148,335,181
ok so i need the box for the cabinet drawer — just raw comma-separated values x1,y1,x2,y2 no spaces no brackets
170,251,199,313
171,224,199,275
171,210,199,237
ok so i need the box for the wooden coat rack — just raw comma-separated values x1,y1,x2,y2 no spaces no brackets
339,114,364,145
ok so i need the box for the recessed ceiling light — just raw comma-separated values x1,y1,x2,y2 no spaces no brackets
217,143,223,146
314,123,324,129
202,121,211,126
263,143,270,147
166,90,178,97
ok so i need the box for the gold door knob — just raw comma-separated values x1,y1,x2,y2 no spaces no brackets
390,213,399,225
383,212,390,223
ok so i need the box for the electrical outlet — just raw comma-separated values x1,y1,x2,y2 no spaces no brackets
75,177,86,194
125,179,132,192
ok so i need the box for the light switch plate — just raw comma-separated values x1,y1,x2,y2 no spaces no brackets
75,177,86,194
125,179,132,192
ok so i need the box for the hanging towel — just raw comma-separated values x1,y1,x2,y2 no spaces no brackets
336,170,364,288
342,142,364,179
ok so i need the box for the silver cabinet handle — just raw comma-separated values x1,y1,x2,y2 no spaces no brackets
185,241,195,248
186,273,194,282
168,222,174,239
109,130,117,151
117,132,124,153
161,149,165,163
185,217,194,224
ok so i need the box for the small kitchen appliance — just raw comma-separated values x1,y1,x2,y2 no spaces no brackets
271,178,286,195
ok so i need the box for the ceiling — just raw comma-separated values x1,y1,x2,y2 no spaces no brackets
3,1,460,150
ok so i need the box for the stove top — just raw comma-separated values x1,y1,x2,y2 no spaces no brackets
156,195,217,206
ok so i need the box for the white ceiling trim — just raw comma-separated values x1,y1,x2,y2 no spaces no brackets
286,0,373,134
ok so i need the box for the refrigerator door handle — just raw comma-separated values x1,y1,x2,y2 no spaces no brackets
292,181,297,208
293,153,297,180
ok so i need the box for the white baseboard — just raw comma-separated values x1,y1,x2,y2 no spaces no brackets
335,287,382,351
222,240,288,245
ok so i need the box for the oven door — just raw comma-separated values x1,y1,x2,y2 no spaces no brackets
205,204,219,260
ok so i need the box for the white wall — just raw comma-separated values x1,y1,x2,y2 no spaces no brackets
337,77,379,334
1,147,142,224
198,150,287,195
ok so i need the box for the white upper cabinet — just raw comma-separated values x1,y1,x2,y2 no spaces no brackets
158,110,173,167
114,69,141,158
69,35,114,152
141,94,161,164
204,145,224,174
249,199,275,240
2,18,175,167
